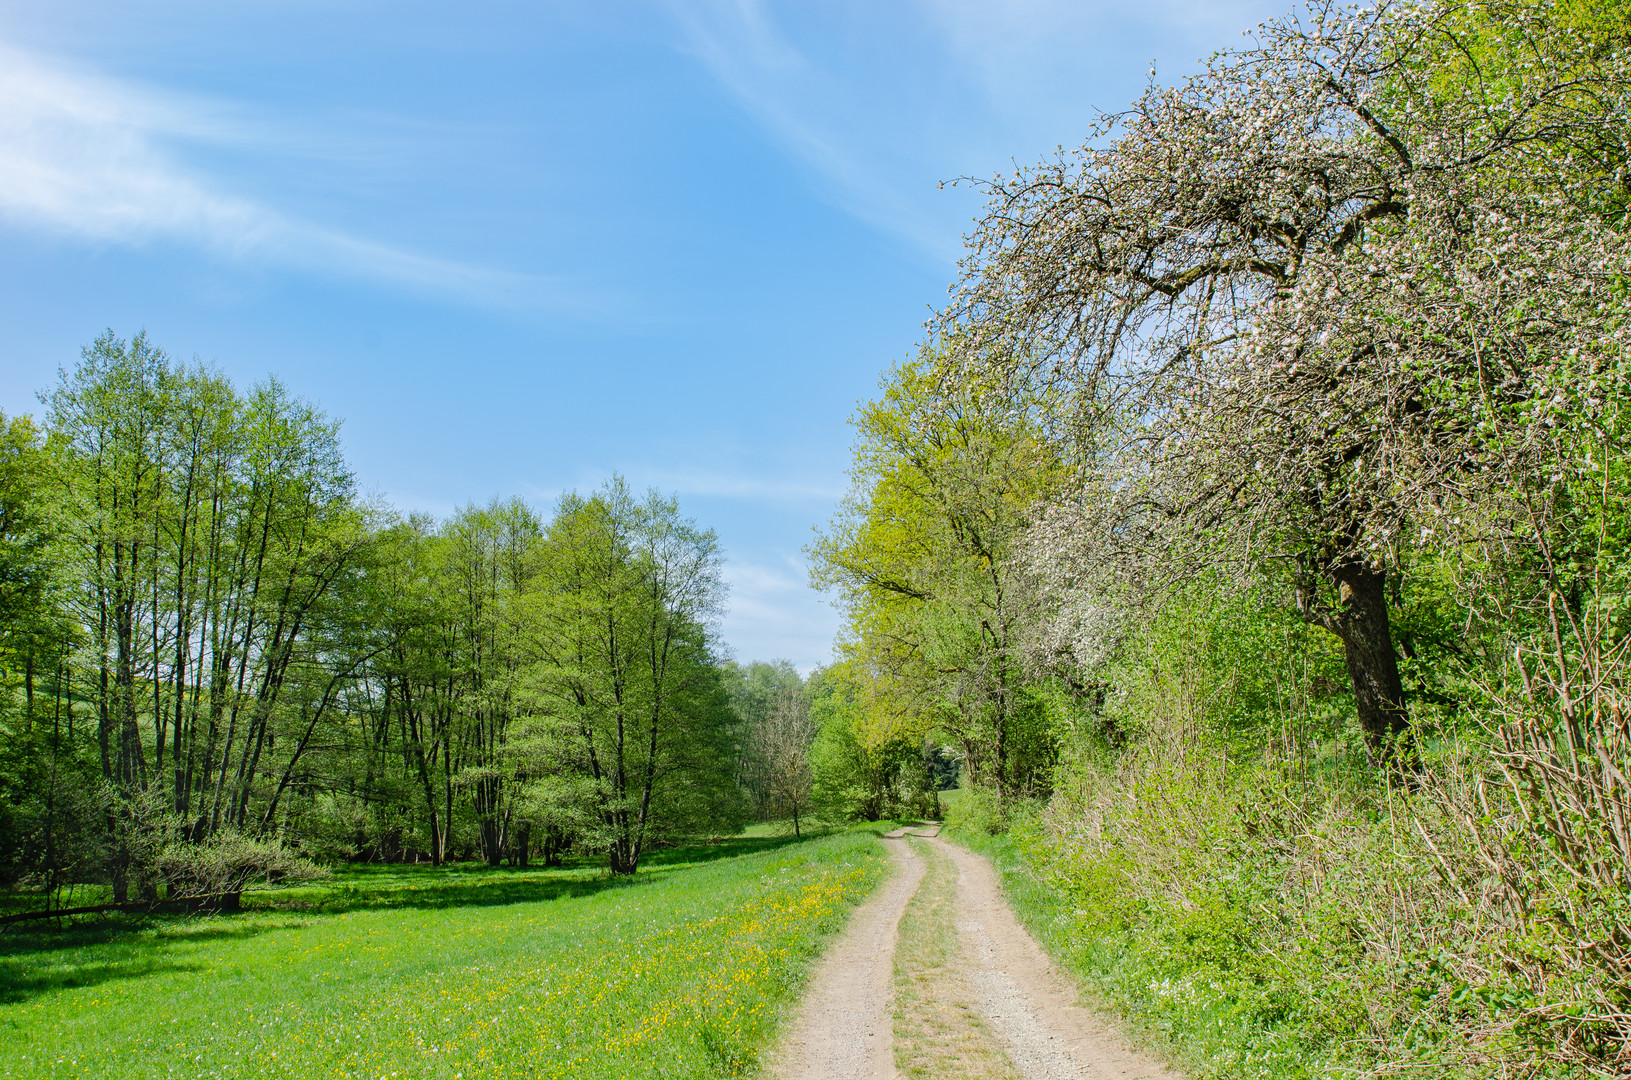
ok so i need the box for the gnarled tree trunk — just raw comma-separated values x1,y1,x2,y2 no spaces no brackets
1327,562,1412,766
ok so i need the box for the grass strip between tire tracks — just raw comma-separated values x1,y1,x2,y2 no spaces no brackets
892,837,1022,1080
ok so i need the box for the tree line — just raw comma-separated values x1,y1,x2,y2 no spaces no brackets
810,1,1631,1073
0,333,926,907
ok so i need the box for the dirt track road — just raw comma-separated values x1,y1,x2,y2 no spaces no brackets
771,829,1183,1080
768,835,925,1079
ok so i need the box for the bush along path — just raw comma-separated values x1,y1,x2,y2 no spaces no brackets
773,826,1179,1080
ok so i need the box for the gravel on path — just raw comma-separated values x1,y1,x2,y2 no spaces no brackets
769,836,924,1080
934,836,1180,1080
771,831,1180,1080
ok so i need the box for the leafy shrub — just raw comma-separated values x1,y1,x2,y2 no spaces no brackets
957,588,1631,1079
949,786,1013,836
945,584,1631,1080
1446,603,1631,1074
155,829,328,910
809,683,938,821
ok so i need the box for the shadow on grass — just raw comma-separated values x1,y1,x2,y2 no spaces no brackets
282,832,825,915
0,829,835,1007
0,918,313,1006
640,830,829,869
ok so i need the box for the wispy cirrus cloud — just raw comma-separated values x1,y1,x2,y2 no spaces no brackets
662,0,972,264
516,461,845,515
0,40,585,310
662,0,1286,265
719,552,838,673
637,467,845,505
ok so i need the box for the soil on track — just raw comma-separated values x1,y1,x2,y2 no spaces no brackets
768,836,926,1079
772,828,1183,1080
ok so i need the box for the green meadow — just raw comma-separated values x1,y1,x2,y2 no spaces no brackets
0,831,888,1080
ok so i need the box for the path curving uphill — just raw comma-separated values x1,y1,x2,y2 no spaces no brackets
773,826,1183,1080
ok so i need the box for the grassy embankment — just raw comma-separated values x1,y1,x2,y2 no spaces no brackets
945,784,1349,1080
939,790,1206,1071
942,773,1543,1080
0,829,889,1080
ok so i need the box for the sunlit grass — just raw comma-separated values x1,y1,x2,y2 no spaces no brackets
0,831,889,1079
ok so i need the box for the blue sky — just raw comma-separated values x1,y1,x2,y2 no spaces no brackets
0,0,1283,672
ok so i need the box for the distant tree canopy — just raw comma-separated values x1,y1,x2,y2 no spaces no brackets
0,333,769,898
810,355,1065,798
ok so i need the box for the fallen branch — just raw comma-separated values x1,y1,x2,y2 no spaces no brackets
0,893,246,927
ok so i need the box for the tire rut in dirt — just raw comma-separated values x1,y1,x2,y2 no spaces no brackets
932,836,1181,1080
892,836,1024,1079
770,837,924,1080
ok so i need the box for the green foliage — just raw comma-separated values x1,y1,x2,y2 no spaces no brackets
1094,587,1352,751
152,829,328,907
807,664,938,822
0,724,104,893
0,412,54,655
950,580,1631,1078
0,336,760,900
837,3,1631,1077
525,479,745,871
940,786,1012,837
720,659,808,822
810,350,1067,800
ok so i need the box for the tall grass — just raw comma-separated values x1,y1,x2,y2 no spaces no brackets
948,596,1631,1079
